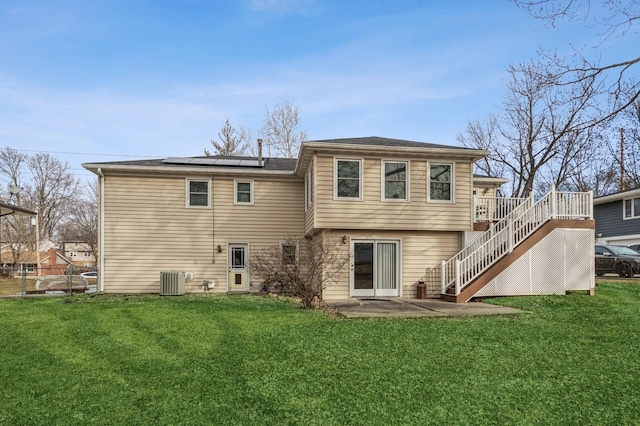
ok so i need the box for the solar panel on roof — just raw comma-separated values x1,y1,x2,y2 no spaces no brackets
213,158,244,166
162,157,263,167
188,158,218,165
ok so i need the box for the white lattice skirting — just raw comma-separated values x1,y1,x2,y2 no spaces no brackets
474,228,595,297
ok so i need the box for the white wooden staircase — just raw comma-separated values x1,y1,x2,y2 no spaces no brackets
441,187,594,303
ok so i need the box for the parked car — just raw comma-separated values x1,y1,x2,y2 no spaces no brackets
595,245,640,278
80,271,97,279
629,244,640,253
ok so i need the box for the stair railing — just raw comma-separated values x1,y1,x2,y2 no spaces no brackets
441,187,592,296
475,196,528,222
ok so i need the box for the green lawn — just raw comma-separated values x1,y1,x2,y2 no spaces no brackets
1,283,640,425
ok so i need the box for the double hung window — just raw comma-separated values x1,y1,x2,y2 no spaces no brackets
428,163,453,202
335,159,362,199
383,161,408,201
235,180,253,205
624,196,640,219
187,179,210,207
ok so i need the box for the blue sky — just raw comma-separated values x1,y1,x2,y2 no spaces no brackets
0,0,635,182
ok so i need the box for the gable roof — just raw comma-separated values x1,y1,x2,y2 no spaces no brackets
4,249,72,265
82,136,489,177
594,187,640,205
295,136,489,175
311,136,462,149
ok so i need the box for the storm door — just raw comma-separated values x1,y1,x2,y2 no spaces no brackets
228,243,249,292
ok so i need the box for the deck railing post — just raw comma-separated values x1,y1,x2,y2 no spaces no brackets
588,190,593,219
455,259,461,295
550,185,556,219
441,260,446,293
507,220,514,253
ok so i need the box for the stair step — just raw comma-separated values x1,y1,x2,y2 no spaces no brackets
440,293,457,302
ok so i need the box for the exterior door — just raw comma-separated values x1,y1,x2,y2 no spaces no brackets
351,240,400,297
228,243,249,292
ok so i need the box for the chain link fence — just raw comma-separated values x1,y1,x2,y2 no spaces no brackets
0,264,98,297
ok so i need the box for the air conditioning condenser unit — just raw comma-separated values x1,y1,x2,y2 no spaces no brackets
160,271,185,296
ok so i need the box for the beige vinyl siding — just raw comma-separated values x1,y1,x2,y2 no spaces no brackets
102,175,303,293
474,186,498,198
304,205,315,236
314,155,473,231
318,232,350,300
321,229,461,300
304,155,316,236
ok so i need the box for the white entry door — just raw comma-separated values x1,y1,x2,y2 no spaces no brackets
351,240,400,297
228,243,249,292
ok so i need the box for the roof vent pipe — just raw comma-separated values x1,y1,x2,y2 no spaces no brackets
257,139,263,167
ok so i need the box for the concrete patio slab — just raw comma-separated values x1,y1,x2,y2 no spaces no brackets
325,298,522,318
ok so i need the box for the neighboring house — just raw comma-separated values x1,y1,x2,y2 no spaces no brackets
1,248,72,277
38,238,61,252
593,187,640,246
83,136,595,302
0,238,58,260
62,239,96,268
0,201,37,276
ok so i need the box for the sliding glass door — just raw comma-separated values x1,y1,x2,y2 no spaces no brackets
351,240,400,297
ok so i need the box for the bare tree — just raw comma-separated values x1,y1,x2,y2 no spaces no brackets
23,153,79,242
457,116,509,185
260,101,308,158
56,179,99,266
0,147,26,203
250,232,349,309
0,148,82,274
459,62,600,197
513,0,640,124
0,147,31,272
610,88,640,190
204,119,252,156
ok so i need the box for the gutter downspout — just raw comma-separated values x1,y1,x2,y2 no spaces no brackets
211,174,215,264
97,168,105,293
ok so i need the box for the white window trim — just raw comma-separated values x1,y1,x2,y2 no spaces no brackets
427,162,455,203
279,241,299,266
305,162,314,211
381,159,410,202
234,180,254,205
22,263,36,273
305,170,309,211
623,196,640,220
334,157,364,201
186,178,211,208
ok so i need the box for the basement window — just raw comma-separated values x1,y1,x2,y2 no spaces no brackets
280,242,298,266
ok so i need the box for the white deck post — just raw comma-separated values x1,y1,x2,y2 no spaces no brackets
441,260,446,293
455,259,461,295
550,185,556,219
